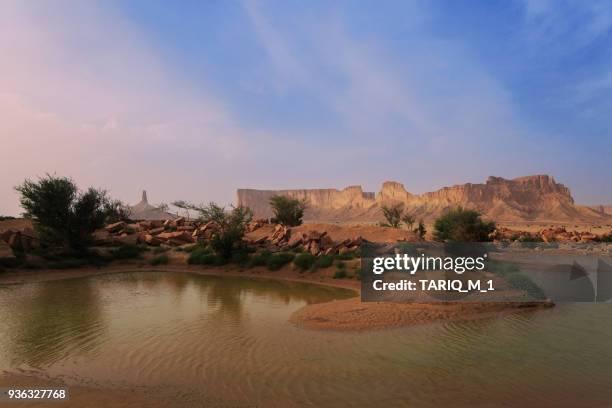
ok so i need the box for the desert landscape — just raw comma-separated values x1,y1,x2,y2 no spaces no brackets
2,1,612,406
0,173,611,407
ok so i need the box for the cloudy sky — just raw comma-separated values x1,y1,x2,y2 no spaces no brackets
1,0,611,215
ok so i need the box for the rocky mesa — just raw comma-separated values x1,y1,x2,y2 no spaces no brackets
237,175,611,223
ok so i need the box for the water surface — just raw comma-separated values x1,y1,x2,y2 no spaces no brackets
1,271,611,407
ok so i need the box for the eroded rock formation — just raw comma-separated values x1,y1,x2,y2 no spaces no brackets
237,175,611,223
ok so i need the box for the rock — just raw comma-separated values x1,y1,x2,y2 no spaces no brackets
105,221,127,233
114,234,139,246
0,240,14,259
309,241,321,256
306,231,325,241
144,234,161,246
320,235,334,249
149,227,165,235
93,230,112,245
287,233,302,248
157,231,194,243
125,223,141,233
7,232,23,252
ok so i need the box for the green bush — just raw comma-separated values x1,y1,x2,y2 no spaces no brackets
269,195,306,226
188,245,213,264
230,249,250,265
246,250,271,268
110,244,146,260
381,204,404,228
313,255,334,269
336,260,346,269
266,252,295,271
333,270,347,279
334,252,355,260
434,207,495,242
15,174,128,252
150,254,169,265
0,215,16,221
293,253,316,271
600,234,612,242
171,202,252,260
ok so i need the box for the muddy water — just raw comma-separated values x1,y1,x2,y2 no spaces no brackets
1,271,611,407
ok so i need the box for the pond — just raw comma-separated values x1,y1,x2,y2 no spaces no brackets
1,271,611,407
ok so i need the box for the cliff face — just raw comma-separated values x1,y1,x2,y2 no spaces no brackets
237,175,610,223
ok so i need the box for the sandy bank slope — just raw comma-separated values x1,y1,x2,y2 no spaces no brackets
291,298,553,331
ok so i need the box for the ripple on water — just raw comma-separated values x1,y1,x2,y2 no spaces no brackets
1,272,612,407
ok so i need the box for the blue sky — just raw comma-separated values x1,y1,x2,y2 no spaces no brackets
0,0,611,215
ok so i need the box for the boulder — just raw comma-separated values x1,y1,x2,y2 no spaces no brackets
105,221,126,233
157,231,193,243
320,235,334,249
0,240,14,259
287,233,302,248
7,232,23,252
114,234,139,246
309,241,321,256
149,227,165,235
144,234,162,246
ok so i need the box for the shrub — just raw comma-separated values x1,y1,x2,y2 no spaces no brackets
334,252,355,260
246,250,271,268
269,195,307,226
230,249,250,265
600,234,612,243
152,246,169,254
313,255,334,269
433,207,495,242
381,204,404,228
333,269,347,279
15,175,122,252
150,254,169,265
266,252,294,271
293,253,316,271
336,260,346,269
0,215,16,221
171,201,252,260
110,244,146,260
188,245,213,264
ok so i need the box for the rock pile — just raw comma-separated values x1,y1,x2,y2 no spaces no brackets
246,225,365,256
99,217,364,256
99,218,213,247
491,227,609,243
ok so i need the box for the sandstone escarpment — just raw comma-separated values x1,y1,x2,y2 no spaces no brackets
237,175,611,223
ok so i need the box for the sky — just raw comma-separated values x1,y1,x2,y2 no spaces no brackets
1,0,611,216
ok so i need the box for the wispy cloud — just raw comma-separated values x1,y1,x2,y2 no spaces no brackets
0,1,249,214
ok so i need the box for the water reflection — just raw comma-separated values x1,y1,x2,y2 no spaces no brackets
0,272,611,407
0,279,104,367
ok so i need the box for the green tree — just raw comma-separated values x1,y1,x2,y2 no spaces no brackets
381,204,404,228
402,214,416,231
433,207,495,242
173,201,253,259
269,195,307,226
15,175,116,252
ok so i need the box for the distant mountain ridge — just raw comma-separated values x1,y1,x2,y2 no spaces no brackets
237,175,612,224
